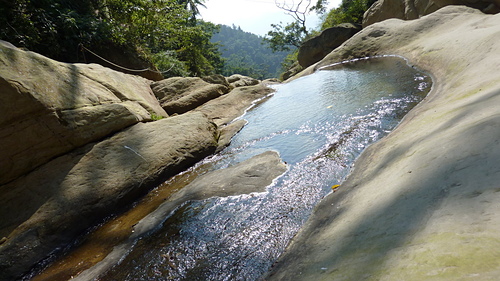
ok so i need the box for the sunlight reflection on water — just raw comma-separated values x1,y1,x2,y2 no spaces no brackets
100,56,432,281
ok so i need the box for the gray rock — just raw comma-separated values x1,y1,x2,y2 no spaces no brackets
297,23,361,68
0,43,167,185
151,76,230,115
72,150,287,281
227,74,260,88
363,0,500,27
268,6,500,280
0,112,218,280
195,84,275,126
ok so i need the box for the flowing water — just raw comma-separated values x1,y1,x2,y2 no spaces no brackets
100,57,432,281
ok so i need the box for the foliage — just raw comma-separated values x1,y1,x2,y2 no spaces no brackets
212,25,290,79
263,0,328,55
263,21,306,53
321,0,377,29
0,0,222,77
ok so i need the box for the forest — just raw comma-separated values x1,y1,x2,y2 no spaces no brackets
212,25,289,80
0,0,374,79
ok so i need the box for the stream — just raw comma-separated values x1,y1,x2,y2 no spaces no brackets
91,57,432,280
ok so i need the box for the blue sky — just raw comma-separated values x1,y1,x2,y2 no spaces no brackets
201,0,342,36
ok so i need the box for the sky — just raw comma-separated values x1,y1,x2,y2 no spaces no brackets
200,0,342,36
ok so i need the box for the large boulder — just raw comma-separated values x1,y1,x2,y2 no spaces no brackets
151,75,230,115
0,112,218,280
0,41,167,186
297,23,361,68
363,0,500,27
268,6,500,280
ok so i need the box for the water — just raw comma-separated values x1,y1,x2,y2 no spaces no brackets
100,57,432,280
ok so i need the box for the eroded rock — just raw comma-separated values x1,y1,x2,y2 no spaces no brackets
0,112,218,280
268,6,500,280
151,76,230,115
195,84,274,126
0,42,167,185
297,23,361,68
227,74,260,88
363,0,500,27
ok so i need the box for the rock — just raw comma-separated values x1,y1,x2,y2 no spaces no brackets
363,0,500,27
268,6,500,280
227,74,260,88
216,119,248,152
71,151,287,281
0,43,167,186
297,23,361,68
151,76,230,115
262,78,281,85
201,74,230,87
195,84,275,126
281,62,303,81
0,112,218,280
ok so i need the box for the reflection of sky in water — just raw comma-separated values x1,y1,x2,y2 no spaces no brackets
101,57,432,281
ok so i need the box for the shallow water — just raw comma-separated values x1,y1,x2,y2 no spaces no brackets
100,57,432,281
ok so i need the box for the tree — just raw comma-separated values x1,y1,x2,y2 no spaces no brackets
321,0,377,29
0,0,223,77
264,0,328,53
263,21,305,52
177,0,206,21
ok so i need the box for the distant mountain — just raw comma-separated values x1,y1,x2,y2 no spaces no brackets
211,24,290,79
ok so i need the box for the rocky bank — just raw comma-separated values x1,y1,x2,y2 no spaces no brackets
0,40,279,280
267,6,500,280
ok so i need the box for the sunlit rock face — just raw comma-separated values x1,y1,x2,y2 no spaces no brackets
297,23,361,68
268,6,500,281
150,75,230,115
0,41,167,185
0,40,277,280
363,0,500,27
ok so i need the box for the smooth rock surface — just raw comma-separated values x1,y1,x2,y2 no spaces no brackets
268,6,500,280
195,84,274,126
227,74,260,88
151,76,230,115
72,150,287,281
363,0,500,27
0,112,218,280
0,43,167,185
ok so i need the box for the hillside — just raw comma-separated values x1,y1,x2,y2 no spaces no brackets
212,25,290,79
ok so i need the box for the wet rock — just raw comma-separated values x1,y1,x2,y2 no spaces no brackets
0,112,218,280
72,151,287,281
216,119,248,152
151,76,230,115
297,23,361,68
195,84,274,126
268,6,500,280
0,42,167,185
